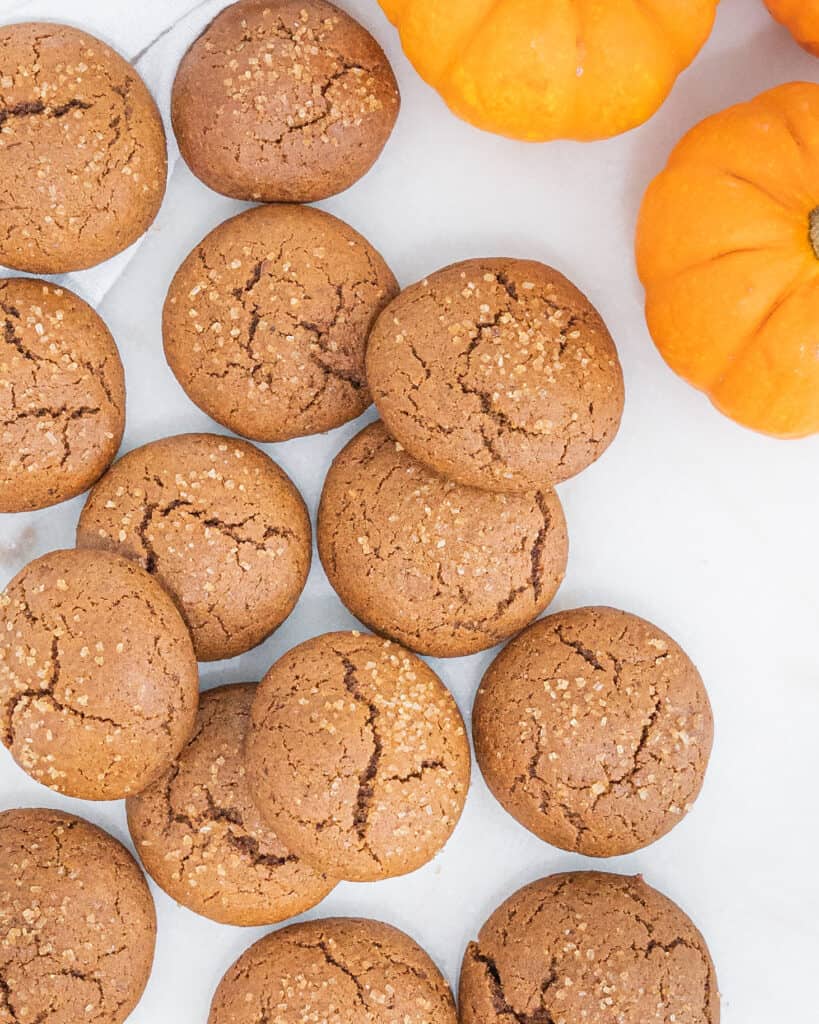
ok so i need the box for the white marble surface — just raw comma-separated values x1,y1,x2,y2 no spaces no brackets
1,1,818,1021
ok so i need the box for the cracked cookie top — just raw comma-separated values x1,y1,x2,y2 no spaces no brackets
126,682,335,927
171,0,400,202
459,871,719,1024
473,607,714,857
317,421,568,658
208,916,456,1024
0,548,199,800
163,204,398,442
246,631,470,882
76,432,311,661
366,258,625,493
0,22,167,273
0,807,156,1024
0,278,125,513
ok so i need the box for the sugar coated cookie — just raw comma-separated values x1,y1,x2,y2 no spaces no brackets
172,0,399,202
0,22,167,272
77,433,311,662
0,807,156,1024
473,607,713,856
366,258,624,492
460,872,719,1024
246,631,470,881
163,205,397,441
208,917,456,1024
0,548,198,799
0,278,124,512
318,421,568,657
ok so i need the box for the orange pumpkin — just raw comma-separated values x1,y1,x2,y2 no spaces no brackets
378,0,719,141
764,0,819,57
636,82,819,438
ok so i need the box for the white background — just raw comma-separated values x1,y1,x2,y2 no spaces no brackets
1,1,818,1020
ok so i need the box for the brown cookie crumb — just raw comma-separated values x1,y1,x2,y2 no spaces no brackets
0,278,125,513
0,22,167,273
246,631,470,882
473,607,714,857
126,682,335,927
0,548,199,800
366,258,625,492
0,807,156,1024
172,0,399,202
163,204,398,442
76,433,311,662
317,421,568,658
459,872,719,1024
208,917,456,1024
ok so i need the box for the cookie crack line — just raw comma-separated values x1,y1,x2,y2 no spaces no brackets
294,939,370,1008
530,492,553,601
0,97,92,127
125,491,296,572
385,758,446,784
554,625,605,671
339,655,382,861
468,945,558,1024
0,973,20,1024
160,770,296,872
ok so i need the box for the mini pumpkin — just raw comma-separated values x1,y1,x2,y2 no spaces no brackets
379,0,719,141
636,82,819,438
764,0,819,57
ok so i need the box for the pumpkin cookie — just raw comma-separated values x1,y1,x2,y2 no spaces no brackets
127,683,335,926
460,872,720,1024
0,808,156,1024
76,433,311,661
317,422,568,657
366,258,625,492
163,205,398,442
0,278,125,513
209,917,457,1024
246,631,470,882
473,607,713,857
0,548,198,800
0,22,167,273
172,0,400,202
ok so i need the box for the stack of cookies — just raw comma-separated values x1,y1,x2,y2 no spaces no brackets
0,3,720,1024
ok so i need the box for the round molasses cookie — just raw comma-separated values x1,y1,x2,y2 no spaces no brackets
366,258,625,492
76,433,311,661
127,683,336,926
473,607,713,857
317,421,568,657
172,0,400,202
0,548,198,800
0,22,167,273
0,278,125,512
460,872,719,1024
163,205,398,442
0,807,156,1024
209,917,456,1024
246,631,470,882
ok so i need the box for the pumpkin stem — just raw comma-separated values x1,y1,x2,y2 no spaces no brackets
810,207,819,259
